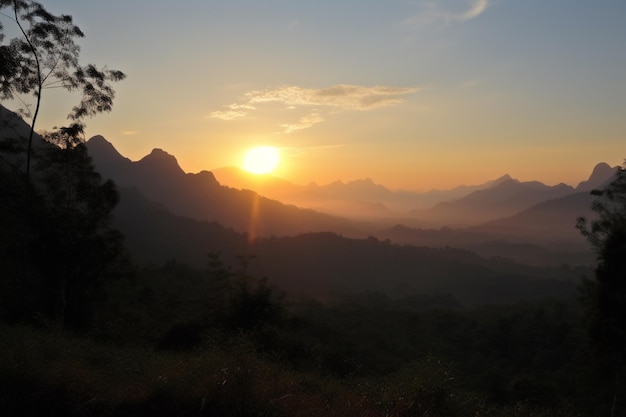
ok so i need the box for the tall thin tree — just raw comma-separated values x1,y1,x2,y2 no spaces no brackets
0,0,125,177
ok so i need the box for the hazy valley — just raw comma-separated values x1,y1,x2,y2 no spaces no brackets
86,134,615,271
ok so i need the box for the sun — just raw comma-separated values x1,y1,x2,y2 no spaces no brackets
242,146,280,175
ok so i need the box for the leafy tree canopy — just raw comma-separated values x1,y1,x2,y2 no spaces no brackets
577,165,626,359
0,0,125,176
577,165,626,416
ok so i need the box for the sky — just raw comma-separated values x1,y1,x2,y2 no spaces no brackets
2,0,626,190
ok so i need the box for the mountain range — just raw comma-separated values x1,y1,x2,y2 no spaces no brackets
84,134,616,260
83,133,618,267
212,161,617,230
86,135,362,239
0,104,617,304
212,166,529,218
111,184,586,305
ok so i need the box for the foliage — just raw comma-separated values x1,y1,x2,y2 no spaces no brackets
38,142,126,329
576,165,626,415
0,294,591,417
0,129,127,329
0,0,125,176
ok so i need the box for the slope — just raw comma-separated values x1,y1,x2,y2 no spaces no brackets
87,136,362,238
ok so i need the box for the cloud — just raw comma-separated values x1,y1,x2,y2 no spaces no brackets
122,130,139,136
245,84,420,111
207,102,256,120
208,84,420,132
403,0,490,26
281,112,324,134
207,110,247,120
461,0,489,21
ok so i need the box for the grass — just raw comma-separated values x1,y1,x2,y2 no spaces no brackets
0,322,583,417
0,323,382,416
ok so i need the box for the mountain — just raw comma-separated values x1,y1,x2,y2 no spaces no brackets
212,167,401,218
0,105,593,304
0,105,52,172
471,191,596,243
576,162,619,191
112,186,248,266
211,166,302,196
87,136,361,238
112,185,583,305
375,222,593,267
212,167,528,219
411,177,577,227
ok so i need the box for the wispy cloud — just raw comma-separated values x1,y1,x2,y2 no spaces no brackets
403,0,490,27
245,85,419,110
462,0,489,21
208,110,247,121
281,112,325,134
122,130,139,136
208,103,256,120
208,84,420,133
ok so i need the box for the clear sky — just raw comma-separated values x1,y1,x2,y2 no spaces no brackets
4,0,626,190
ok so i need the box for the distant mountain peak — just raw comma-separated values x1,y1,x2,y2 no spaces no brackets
86,135,130,165
87,135,120,153
87,134,108,144
576,162,618,191
146,148,173,159
137,148,184,175
487,174,517,189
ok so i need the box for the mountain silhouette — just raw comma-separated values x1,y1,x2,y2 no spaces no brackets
471,191,596,243
213,166,529,218
575,162,619,191
87,136,361,238
0,105,595,304
412,177,577,226
111,185,581,304
0,105,53,172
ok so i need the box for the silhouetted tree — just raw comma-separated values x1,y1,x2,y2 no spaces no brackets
36,131,125,329
227,255,285,331
0,0,125,177
0,1,126,328
577,165,626,416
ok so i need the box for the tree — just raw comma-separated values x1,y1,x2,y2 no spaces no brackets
0,122,127,328
0,1,126,328
0,0,125,177
577,165,626,416
38,130,125,328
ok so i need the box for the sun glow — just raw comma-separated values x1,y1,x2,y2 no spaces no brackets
242,146,280,175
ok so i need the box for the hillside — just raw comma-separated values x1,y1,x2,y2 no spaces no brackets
412,177,576,226
113,185,585,305
87,136,362,238
212,166,519,217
